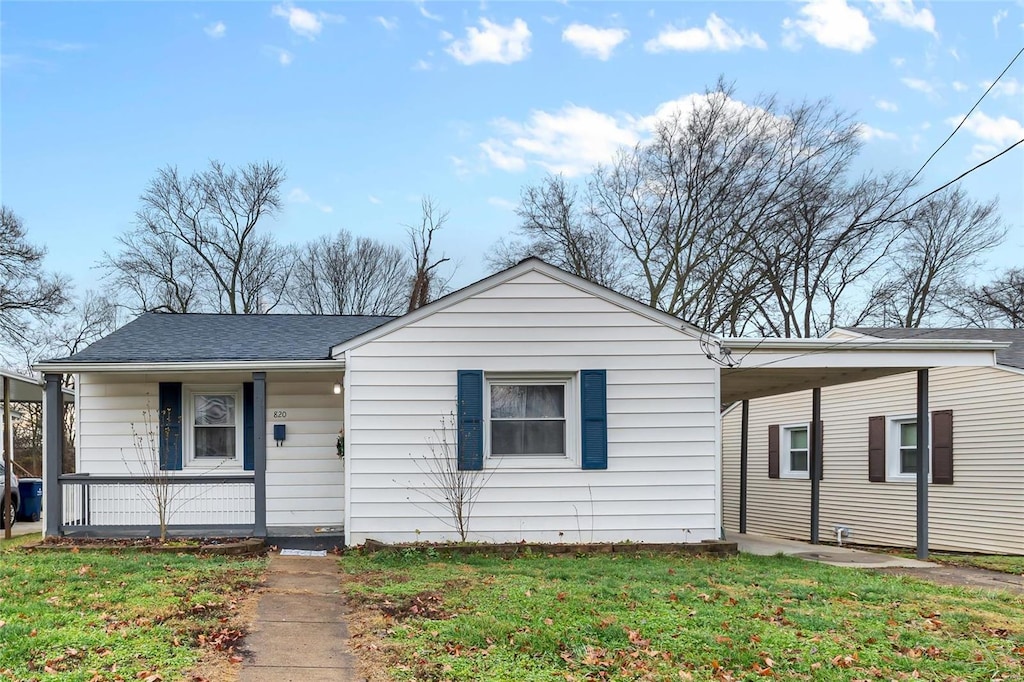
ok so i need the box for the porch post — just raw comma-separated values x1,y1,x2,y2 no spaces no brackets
253,371,267,537
916,369,929,560
809,387,821,544
3,375,12,539
43,373,63,537
739,399,749,533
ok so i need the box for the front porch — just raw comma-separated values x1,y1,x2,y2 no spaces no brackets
41,367,347,541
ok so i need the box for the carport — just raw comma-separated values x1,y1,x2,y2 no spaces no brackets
718,335,1007,560
2,369,74,539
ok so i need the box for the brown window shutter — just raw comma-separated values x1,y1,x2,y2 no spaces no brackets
868,416,885,482
768,424,780,479
931,409,954,485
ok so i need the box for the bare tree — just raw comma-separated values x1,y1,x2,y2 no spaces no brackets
866,188,1005,327
0,206,69,349
407,196,451,312
399,414,496,542
486,175,627,291
956,267,1024,328
286,230,410,315
103,160,289,314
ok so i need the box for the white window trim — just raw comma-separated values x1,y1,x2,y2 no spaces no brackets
185,385,244,469
780,422,810,479
483,373,579,469
887,414,930,483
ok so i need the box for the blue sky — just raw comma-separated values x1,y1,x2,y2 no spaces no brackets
3,0,1023,295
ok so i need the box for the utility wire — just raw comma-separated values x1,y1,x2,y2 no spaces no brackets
859,45,1024,228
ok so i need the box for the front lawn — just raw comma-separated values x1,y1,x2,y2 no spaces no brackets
0,543,265,681
339,550,1024,681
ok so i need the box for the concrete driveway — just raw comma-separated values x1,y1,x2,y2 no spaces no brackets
730,532,935,569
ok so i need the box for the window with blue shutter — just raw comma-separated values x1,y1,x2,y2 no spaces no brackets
580,370,608,470
457,370,484,471
158,382,183,471
243,382,255,471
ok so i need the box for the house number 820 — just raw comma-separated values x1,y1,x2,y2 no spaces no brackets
273,410,287,418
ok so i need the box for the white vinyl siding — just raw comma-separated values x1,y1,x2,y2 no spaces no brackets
75,370,344,528
722,366,1024,555
345,269,719,545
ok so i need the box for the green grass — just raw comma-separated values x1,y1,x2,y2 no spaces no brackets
0,542,265,681
338,550,1024,681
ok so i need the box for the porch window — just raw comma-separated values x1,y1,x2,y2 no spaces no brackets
487,379,570,459
188,388,242,464
781,424,809,478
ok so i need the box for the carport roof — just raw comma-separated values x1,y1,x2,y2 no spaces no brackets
719,336,1007,404
0,368,74,403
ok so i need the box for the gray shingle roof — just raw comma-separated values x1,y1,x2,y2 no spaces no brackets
53,313,396,363
845,327,1024,370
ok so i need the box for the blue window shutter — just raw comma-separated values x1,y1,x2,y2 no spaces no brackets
158,382,183,471
580,370,608,470
243,382,255,471
457,370,484,471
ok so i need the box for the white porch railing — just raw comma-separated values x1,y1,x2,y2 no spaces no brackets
59,474,255,530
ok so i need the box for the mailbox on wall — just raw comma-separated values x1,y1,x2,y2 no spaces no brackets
273,424,286,446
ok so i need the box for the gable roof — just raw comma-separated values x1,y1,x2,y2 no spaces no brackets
330,257,708,356
844,327,1024,370
44,313,395,364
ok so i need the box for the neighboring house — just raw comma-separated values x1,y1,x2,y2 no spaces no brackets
722,327,1024,555
33,260,1004,547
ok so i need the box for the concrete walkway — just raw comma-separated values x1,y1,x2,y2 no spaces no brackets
731,532,935,569
239,553,359,682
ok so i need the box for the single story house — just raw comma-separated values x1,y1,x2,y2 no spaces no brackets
722,327,1024,555
33,260,1006,549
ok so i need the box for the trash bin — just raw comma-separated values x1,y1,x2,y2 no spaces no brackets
17,478,42,522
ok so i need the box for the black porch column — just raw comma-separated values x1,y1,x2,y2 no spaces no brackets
253,371,267,537
809,387,821,544
43,373,63,537
739,399,749,533
916,369,929,560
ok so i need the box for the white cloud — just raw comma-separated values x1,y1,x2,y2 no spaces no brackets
992,9,1009,37
782,0,875,52
890,56,906,67
38,40,88,51
375,16,397,31
901,77,934,94
951,80,968,92
368,195,382,205
487,197,517,211
288,187,332,212
969,143,998,162
416,1,442,22
272,3,337,40
439,29,453,41
478,93,777,177
875,99,899,112
480,141,528,172
264,46,294,66
982,77,1022,97
204,21,226,39
646,13,766,53
446,18,531,65
413,59,432,71
562,23,629,60
856,123,898,141
947,111,1024,146
949,47,960,61
868,0,936,35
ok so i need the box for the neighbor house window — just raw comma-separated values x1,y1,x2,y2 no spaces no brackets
781,424,809,478
486,377,576,463
188,388,242,464
888,416,926,482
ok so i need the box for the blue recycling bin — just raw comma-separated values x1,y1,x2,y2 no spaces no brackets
17,478,42,522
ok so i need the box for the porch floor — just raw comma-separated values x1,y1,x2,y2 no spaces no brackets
266,525,346,552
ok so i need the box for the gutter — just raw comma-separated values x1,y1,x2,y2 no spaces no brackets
32,359,346,373
724,338,1011,353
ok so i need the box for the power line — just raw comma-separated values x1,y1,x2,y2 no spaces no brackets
863,45,1024,228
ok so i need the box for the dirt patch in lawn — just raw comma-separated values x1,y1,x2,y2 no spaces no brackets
185,573,264,682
